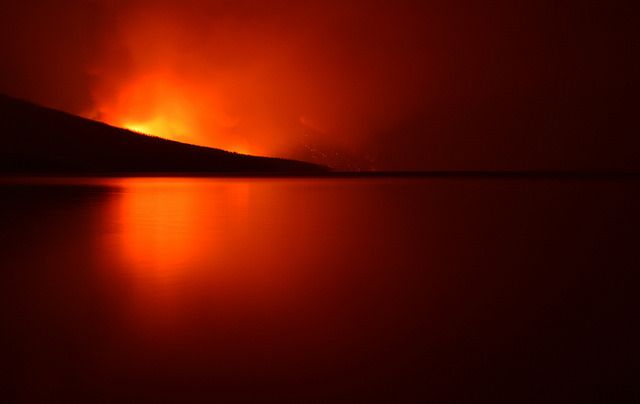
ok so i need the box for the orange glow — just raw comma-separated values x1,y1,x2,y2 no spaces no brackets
95,177,417,352
93,72,261,155
96,74,197,145
83,2,362,162
115,179,205,279
81,2,436,167
104,178,300,332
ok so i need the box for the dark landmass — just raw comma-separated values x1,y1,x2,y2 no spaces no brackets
322,170,640,179
0,94,328,174
2,94,637,178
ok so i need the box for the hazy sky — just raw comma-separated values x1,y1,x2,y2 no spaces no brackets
0,1,637,170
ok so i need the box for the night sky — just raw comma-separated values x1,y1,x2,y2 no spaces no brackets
0,1,637,170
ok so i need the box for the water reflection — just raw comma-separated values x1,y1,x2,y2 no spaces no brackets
113,179,248,276
110,178,310,284
106,179,261,334
116,180,204,277
1,177,637,402
104,178,370,345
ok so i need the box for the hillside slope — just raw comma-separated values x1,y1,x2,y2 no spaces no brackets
0,95,327,174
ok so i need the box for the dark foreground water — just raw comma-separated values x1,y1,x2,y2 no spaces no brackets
0,177,638,403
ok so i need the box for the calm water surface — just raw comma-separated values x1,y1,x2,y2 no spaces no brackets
1,177,638,402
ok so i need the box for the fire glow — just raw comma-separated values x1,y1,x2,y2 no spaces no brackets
86,4,265,155
1,1,634,170
104,75,195,142
80,1,435,165
91,66,256,153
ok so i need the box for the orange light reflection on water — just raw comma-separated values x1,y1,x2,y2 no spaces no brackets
102,177,402,357
116,179,205,279
106,178,292,334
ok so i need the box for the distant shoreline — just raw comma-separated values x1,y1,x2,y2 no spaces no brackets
1,170,639,180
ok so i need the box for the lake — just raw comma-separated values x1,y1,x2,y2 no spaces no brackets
1,177,638,402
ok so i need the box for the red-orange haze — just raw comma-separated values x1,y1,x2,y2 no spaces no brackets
86,1,433,162
0,1,637,170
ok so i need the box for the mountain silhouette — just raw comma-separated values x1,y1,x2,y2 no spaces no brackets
0,94,327,174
